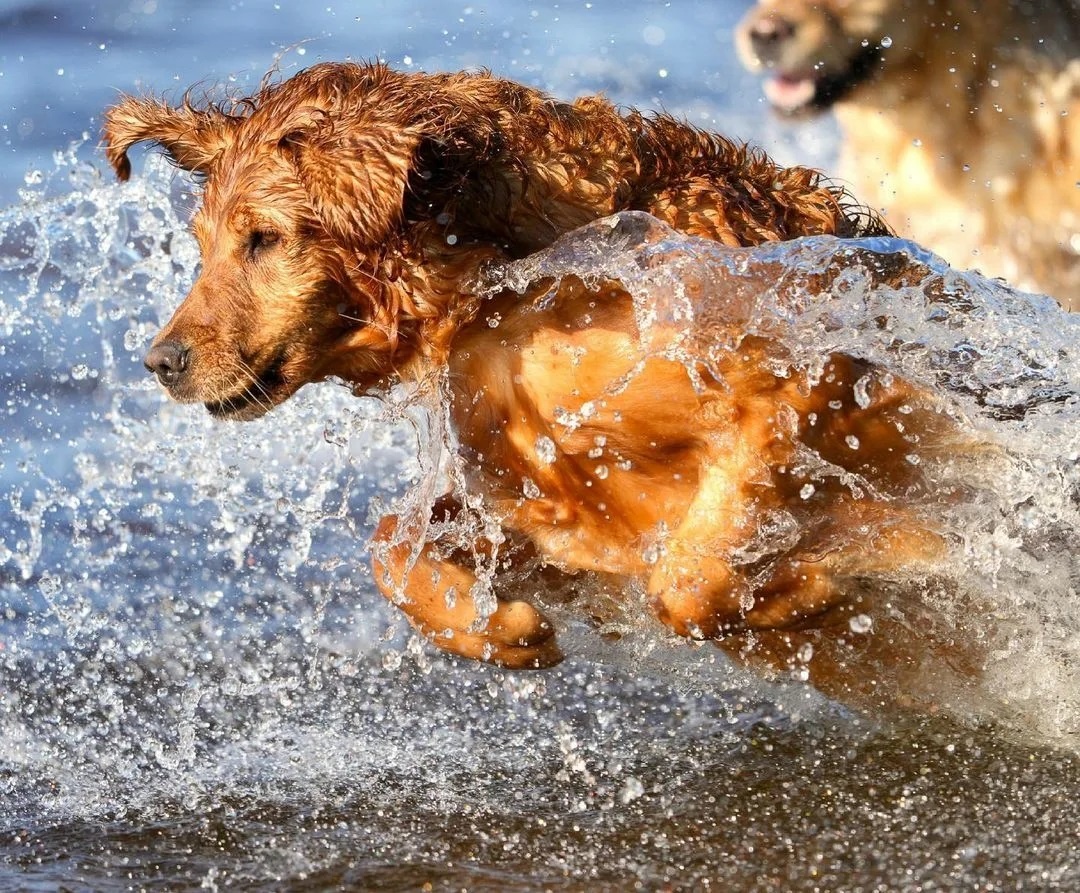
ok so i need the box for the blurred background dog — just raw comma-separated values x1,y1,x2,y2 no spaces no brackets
737,0,1080,308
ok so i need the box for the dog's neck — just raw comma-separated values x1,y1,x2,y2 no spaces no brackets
328,226,505,391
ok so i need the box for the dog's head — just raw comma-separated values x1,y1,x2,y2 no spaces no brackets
103,63,504,419
735,0,915,117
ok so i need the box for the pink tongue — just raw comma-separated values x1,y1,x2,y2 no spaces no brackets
763,75,816,111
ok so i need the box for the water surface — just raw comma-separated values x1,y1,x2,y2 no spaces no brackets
2,2,1079,890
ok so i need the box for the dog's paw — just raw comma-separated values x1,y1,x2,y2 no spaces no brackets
430,599,564,669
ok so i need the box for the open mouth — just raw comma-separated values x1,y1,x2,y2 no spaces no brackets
764,43,884,116
763,72,821,115
203,350,292,421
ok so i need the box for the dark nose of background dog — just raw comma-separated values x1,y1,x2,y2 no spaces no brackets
748,14,797,61
144,341,190,387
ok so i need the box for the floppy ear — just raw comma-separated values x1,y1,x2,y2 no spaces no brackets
281,112,425,250
277,66,509,250
102,95,234,181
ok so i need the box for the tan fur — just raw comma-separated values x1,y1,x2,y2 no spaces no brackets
736,0,1080,307
103,62,969,708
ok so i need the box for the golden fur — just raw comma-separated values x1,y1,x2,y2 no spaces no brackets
103,62,967,708
736,0,1080,307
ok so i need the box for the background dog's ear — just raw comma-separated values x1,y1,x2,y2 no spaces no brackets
102,96,235,181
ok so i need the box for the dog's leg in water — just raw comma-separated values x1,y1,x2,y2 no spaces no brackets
370,513,563,669
644,453,784,639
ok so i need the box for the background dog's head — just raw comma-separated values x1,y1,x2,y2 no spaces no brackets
734,0,920,117
102,63,509,418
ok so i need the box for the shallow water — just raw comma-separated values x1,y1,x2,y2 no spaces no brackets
3,2,1080,891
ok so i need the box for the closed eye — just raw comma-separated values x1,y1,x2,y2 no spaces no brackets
248,229,281,259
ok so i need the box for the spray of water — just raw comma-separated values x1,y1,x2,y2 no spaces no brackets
489,211,1080,742
2,150,1079,864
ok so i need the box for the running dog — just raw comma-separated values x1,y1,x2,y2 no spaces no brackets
103,62,969,708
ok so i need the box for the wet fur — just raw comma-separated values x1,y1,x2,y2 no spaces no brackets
103,62,965,708
736,0,1080,306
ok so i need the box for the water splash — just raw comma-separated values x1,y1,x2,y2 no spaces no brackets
493,211,1080,742
3,152,1080,889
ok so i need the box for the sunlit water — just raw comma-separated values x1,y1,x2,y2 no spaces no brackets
3,2,1080,891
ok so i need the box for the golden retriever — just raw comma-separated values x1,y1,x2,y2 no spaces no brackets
736,0,1080,307
102,62,970,709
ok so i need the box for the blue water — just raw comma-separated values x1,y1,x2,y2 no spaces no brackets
3,2,1080,891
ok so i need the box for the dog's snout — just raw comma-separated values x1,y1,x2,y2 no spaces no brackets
748,14,797,56
144,340,190,386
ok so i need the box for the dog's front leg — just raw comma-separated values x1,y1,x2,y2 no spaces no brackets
645,449,763,639
369,513,563,669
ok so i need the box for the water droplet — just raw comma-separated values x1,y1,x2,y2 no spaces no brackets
853,375,873,409
845,435,860,450
38,572,62,598
534,436,557,465
594,464,609,480
800,483,816,500
849,614,873,634
643,24,665,46
619,776,645,804
642,542,665,565
881,35,893,48
553,407,581,431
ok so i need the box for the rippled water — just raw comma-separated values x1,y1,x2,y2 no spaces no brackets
3,2,1080,891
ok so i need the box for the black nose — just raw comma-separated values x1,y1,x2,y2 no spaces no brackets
749,15,797,53
143,340,190,386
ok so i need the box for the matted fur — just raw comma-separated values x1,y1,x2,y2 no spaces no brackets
103,63,889,413
736,0,1080,307
103,63,970,708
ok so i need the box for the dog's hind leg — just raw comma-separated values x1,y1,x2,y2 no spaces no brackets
370,513,563,669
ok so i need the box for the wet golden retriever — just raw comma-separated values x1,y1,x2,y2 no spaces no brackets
103,62,968,708
736,0,1080,307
